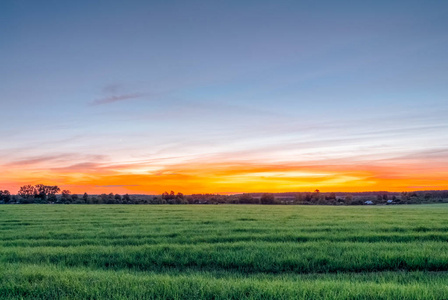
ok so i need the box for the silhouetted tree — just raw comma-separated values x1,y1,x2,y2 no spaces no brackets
114,194,122,203
61,190,71,203
238,194,258,204
260,193,275,204
99,194,108,204
311,189,321,203
71,194,79,203
107,193,115,204
326,193,336,202
34,184,60,202
18,185,36,202
48,193,57,203
0,190,11,203
123,194,131,204
162,191,178,204
18,185,35,198
91,195,100,204
345,194,353,203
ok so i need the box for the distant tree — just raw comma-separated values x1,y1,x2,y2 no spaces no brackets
294,193,304,204
337,197,345,204
326,193,336,202
34,184,47,202
48,193,57,203
71,194,79,202
18,185,36,201
349,198,364,205
0,190,11,203
311,189,321,203
260,193,275,204
82,193,89,203
61,190,71,203
107,193,115,204
99,194,108,204
151,196,161,204
303,192,312,203
123,194,131,204
91,195,100,204
114,194,122,203
345,194,353,203
400,191,418,203
34,184,60,202
162,191,177,204
174,192,186,204
238,193,258,204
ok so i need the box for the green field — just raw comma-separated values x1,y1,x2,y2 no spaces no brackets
2,204,448,299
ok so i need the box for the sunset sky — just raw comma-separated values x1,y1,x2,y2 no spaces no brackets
1,0,448,194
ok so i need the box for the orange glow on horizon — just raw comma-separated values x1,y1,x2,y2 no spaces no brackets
1,158,447,194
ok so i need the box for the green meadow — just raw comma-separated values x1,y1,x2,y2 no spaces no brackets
1,204,448,299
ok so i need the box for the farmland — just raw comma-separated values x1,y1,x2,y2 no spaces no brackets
1,205,448,299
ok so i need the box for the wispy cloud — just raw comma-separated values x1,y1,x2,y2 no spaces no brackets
90,83,146,105
4,154,75,167
50,162,104,173
91,93,144,105
95,185,140,187
3,154,107,169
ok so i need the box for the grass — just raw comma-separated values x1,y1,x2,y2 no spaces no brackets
1,204,448,299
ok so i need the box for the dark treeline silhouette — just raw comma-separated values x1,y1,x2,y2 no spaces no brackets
1,184,448,205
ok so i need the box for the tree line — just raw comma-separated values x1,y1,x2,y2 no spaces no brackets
1,184,448,205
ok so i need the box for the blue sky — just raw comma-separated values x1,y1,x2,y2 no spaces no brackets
1,0,448,193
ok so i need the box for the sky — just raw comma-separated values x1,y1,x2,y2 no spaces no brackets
1,0,448,194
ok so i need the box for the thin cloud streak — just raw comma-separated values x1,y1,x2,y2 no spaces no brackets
95,185,140,187
91,93,145,105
